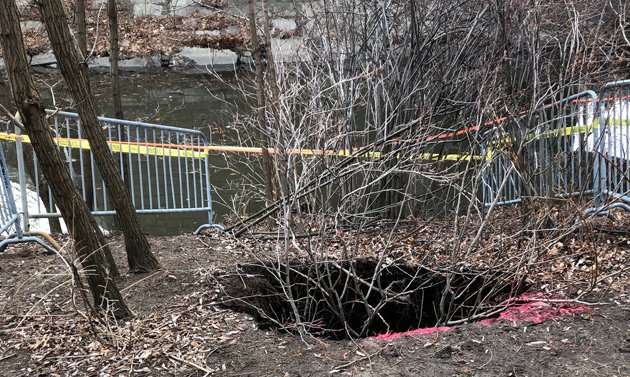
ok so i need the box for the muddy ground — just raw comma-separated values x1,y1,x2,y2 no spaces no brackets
0,224,629,376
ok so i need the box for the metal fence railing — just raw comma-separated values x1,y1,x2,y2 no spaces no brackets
587,80,630,214
481,90,599,209
0,146,59,253
4,81,630,234
2,110,222,235
480,82,630,216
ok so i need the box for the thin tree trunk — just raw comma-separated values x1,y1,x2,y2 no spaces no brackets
108,0,132,232
108,0,123,120
261,0,290,207
74,0,95,212
0,0,130,318
38,0,160,273
76,0,87,58
248,0,275,211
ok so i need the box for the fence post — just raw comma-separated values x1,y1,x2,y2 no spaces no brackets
592,97,606,208
0,146,59,254
14,123,30,232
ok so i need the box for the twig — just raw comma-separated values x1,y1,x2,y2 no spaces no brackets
479,348,493,369
0,104,24,130
121,271,161,294
529,298,612,306
331,348,384,371
168,353,213,374
0,353,16,362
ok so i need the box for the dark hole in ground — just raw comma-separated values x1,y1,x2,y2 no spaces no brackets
218,259,526,339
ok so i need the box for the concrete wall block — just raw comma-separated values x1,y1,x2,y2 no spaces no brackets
169,0,197,16
133,2,164,17
20,21,42,32
30,51,56,66
177,47,238,70
195,30,221,37
272,18,297,32
271,37,309,63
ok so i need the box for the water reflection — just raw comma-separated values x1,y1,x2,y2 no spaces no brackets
0,71,253,235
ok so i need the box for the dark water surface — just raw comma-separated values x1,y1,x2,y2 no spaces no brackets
1,70,253,235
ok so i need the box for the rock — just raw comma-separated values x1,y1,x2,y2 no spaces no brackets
222,25,241,35
15,0,31,10
90,0,105,9
90,57,111,69
86,55,162,71
170,0,198,16
195,30,221,37
272,18,297,32
133,3,163,17
271,37,308,63
239,51,254,69
119,56,161,70
20,21,42,32
29,51,56,66
177,47,238,71
119,57,147,69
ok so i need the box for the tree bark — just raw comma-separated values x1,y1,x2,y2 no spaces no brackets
107,0,129,179
76,0,87,58
0,0,130,318
107,0,132,229
248,0,275,209
107,0,123,120
74,0,95,213
38,0,160,273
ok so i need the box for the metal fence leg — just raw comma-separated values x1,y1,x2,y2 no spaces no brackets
0,146,60,254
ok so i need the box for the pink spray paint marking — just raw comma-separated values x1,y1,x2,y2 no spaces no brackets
376,294,590,340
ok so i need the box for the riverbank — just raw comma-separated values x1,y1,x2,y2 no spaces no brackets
0,0,308,73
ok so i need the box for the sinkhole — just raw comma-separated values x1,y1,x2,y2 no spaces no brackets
218,259,526,339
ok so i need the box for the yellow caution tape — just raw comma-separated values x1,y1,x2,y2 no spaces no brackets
0,132,208,159
489,118,630,146
1,132,484,161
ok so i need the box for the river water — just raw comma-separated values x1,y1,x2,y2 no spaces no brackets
0,71,254,235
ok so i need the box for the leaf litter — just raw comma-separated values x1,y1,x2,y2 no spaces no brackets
0,209,628,375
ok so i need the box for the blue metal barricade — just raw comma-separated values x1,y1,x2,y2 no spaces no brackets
0,146,59,253
586,80,630,213
482,90,599,209
7,110,222,234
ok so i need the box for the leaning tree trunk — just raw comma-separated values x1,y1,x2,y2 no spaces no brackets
107,0,132,230
38,0,160,273
0,0,131,318
73,0,95,212
107,0,123,121
75,0,87,58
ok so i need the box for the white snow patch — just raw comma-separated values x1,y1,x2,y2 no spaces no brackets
9,182,109,236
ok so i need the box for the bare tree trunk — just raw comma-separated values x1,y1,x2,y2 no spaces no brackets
76,0,87,57
38,0,160,273
248,0,275,209
108,0,132,233
74,0,95,213
0,0,131,318
260,0,290,208
107,0,123,120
